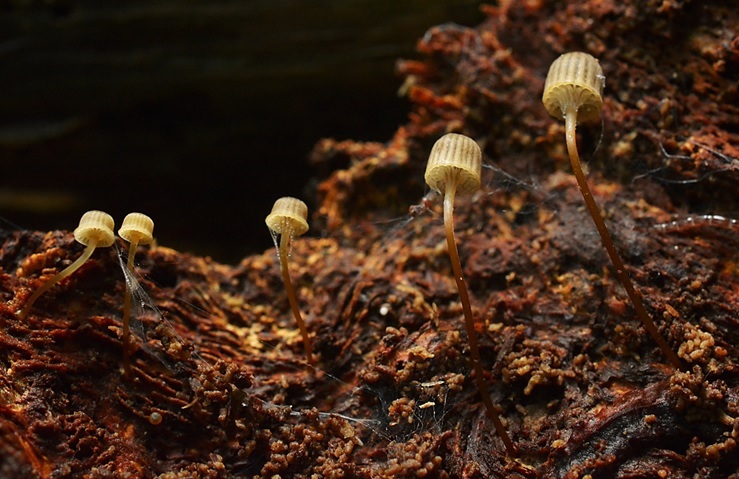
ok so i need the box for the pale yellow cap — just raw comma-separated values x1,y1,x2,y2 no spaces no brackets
424,133,482,196
265,197,309,236
543,51,604,123
119,212,155,245
74,210,115,247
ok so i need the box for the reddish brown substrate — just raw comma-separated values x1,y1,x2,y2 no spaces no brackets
2,1,738,477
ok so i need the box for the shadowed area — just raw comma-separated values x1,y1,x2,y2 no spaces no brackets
0,0,481,262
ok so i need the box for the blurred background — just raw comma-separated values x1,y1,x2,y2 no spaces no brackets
0,0,483,263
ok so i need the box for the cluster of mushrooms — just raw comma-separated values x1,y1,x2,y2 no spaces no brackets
15,52,683,457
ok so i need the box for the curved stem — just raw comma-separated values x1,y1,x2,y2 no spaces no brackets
122,238,140,375
17,240,99,320
279,232,314,364
564,108,682,368
443,183,517,457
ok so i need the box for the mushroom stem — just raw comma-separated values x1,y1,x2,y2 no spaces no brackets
125,239,139,272
121,237,139,374
442,178,517,457
279,230,314,365
564,108,682,368
17,240,99,320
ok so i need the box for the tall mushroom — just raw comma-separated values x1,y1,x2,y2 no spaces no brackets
425,133,516,457
543,51,681,368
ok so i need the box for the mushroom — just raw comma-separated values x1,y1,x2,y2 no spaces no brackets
265,197,314,364
425,133,516,456
543,52,681,368
118,212,155,372
17,210,116,320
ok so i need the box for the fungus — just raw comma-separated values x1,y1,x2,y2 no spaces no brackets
17,210,116,320
118,212,155,372
543,52,681,368
265,197,314,364
425,133,516,457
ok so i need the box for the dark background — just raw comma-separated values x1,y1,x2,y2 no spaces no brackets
0,0,482,263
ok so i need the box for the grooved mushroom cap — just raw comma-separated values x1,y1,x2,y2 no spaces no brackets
74,210,116,247
424,133,482,196
265,197,309,236
543,51,605,123
119,212,155,245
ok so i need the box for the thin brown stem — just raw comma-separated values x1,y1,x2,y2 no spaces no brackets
17,240,99,320
564,108,682,368
279,231,314,365
443,181,517,457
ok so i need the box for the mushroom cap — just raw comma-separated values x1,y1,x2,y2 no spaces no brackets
74,210,116,247
543,51,604,124
424,133,482,196
119,212,155,245
265,197,309,236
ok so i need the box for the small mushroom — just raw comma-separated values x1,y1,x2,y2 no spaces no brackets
118,212,155,372
543,52,681,368
265,197,314,364
17,210,115,320
425,133,516,457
